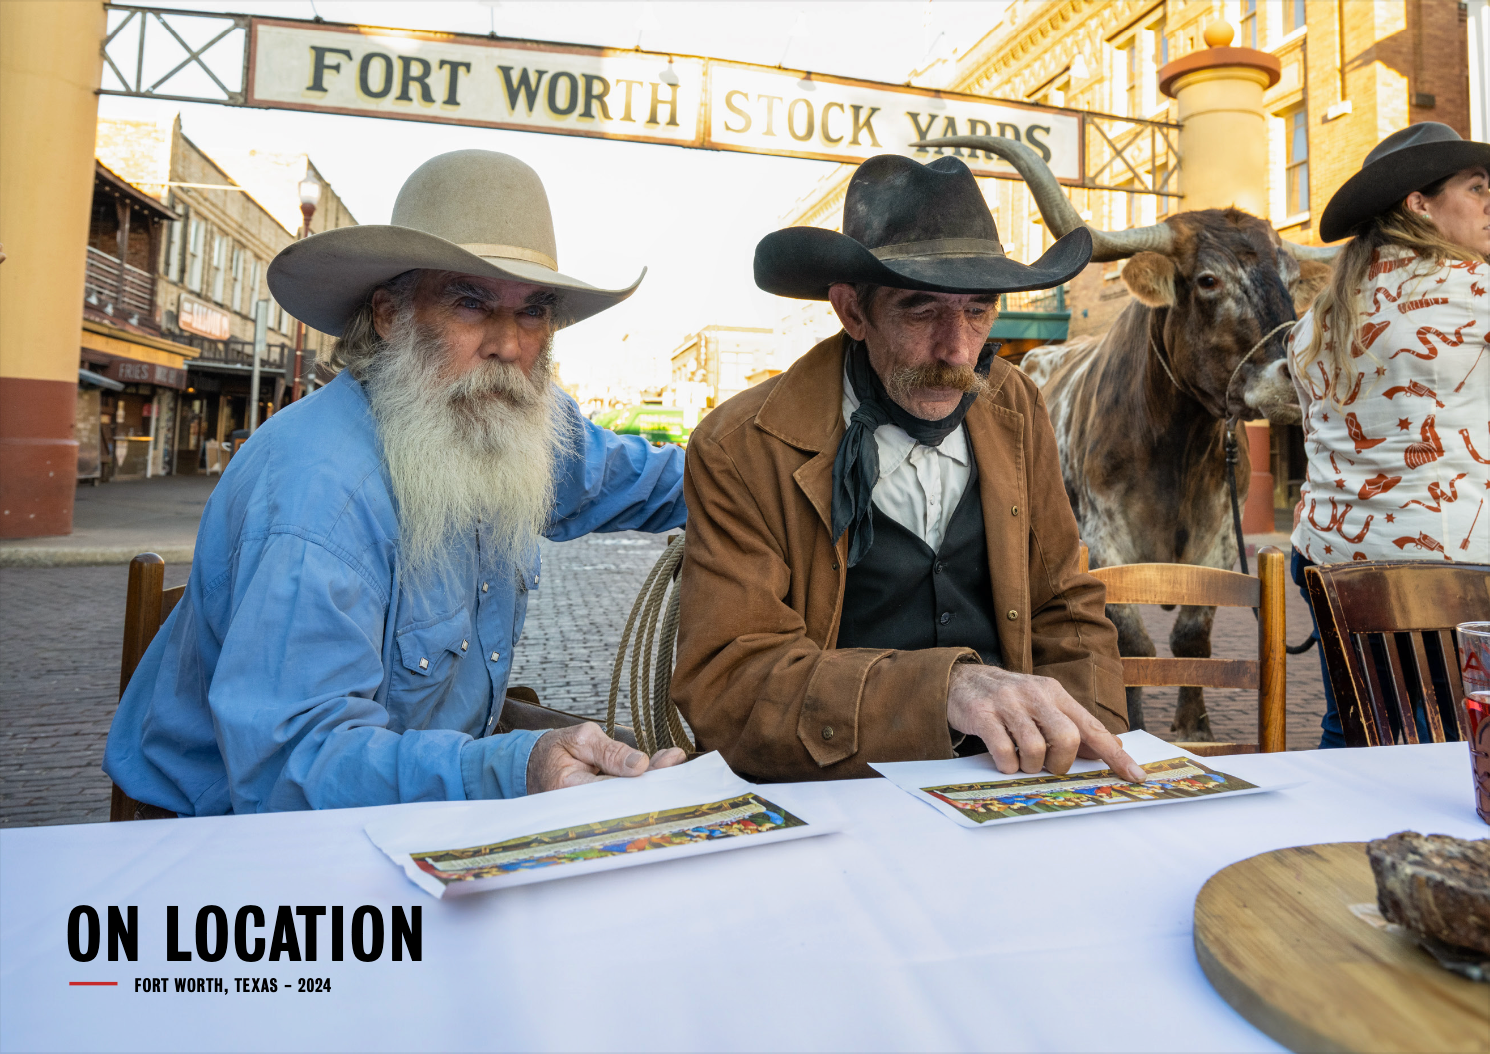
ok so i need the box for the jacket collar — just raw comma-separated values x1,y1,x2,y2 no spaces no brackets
756,332,850,454
758,330,1017,450
756,330,1016,538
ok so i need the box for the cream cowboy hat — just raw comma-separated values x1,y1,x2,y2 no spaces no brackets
267,149,644,336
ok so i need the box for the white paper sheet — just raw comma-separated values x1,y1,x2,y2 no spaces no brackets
365,752,837,897
871,730,1299,829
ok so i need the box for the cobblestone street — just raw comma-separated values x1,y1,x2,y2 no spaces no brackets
0,528,1327,829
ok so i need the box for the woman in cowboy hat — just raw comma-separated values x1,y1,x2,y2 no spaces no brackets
106,149,687,815
1289,122,1490,747
671,153,1146,785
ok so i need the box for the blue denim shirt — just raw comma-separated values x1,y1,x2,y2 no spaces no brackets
104,371,686,815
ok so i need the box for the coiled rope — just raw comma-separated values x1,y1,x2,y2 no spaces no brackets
606,535,694,754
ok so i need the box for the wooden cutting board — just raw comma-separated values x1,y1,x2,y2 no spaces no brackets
1194,842,1490,1053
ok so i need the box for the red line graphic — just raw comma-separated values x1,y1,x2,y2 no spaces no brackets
69,981,117,986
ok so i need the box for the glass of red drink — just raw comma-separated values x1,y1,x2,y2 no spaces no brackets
1456,621,1490,825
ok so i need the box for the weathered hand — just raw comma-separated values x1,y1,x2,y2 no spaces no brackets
946,664,1146,782
525,722,687,794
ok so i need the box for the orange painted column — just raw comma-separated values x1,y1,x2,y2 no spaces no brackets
0,1,106,538
1242,420,1276,534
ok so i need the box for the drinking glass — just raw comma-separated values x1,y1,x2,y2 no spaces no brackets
1455,621,1490,825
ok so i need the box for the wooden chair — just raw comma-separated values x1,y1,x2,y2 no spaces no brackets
111,553,184,821
1304,561,1490,747
110,555,635,821
1082,545,1288,756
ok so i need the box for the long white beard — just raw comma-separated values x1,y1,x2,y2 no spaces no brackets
362,314,573,580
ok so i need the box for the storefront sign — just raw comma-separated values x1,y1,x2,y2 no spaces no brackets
246,19,1083,182
178,295,232,341
105,358,189,390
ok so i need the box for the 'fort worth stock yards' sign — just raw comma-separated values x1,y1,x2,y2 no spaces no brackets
244,18,1084,182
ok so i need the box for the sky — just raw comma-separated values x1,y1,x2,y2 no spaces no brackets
97,1,1011,387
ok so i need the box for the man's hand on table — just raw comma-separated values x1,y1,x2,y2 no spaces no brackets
947,665,1147,783
526,722,687,794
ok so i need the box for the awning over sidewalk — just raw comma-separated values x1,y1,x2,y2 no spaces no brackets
81,319,194,390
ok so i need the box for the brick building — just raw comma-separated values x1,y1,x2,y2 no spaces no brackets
775,0,1482,510
89,116,356,477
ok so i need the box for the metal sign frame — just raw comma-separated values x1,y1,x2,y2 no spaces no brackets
98,4,1179,198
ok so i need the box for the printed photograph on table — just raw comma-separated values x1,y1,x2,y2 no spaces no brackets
411,793,807,884
924,757,1259,824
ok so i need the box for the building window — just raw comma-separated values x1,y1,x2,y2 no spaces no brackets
1125,39,1141,116
1240,0,1259,50
185,219,205,293
210,235,226,304
1150,18,1167,110
1284,0,1306,34
1040,73,1070,108
230,247,244,313
248,259,261,317
1285,106,1310,215
164,216,183,282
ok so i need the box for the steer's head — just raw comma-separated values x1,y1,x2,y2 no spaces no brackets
1119,210,1333,424
913,135,1337,425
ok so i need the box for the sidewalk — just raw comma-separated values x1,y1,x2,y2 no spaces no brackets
0,475,215,567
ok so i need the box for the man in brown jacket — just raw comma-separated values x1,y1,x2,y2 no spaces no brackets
672,154,1143,784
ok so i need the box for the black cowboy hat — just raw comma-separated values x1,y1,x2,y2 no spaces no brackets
754,154,1092,300
1320,122,1490,243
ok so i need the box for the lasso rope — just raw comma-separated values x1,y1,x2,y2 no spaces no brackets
606,535,693,754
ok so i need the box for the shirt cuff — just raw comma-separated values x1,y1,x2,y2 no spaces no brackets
458,728,545,800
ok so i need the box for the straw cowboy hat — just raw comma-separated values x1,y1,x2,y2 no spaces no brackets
1320,122,1490,242
267,149,643,336
753,153,1092,300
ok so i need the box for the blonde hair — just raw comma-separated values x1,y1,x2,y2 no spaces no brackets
1297,197,1486,407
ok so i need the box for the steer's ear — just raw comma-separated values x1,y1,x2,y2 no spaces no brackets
1293,259,1332,313
1121,252,1176,307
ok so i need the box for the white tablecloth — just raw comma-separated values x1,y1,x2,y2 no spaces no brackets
2,742,1484,1052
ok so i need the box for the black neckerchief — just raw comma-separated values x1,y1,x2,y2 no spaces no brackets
830,338,999,568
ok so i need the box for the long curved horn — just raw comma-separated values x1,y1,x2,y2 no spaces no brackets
1281,240,1339,262
913,135,1175,262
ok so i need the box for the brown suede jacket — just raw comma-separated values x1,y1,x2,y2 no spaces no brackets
671,333,1126,782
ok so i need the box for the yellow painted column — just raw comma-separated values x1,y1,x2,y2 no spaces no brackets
1160,23,1284,535
1159,22,1282,215
0,1,106,538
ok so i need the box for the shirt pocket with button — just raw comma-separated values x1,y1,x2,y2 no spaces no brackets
389,608,473,728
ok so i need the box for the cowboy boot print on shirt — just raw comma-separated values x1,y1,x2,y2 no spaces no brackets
1345,412,1388,454
1404,415,1445,469
1382,379,1445,408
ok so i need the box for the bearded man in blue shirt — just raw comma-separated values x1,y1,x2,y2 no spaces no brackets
105,150,687,816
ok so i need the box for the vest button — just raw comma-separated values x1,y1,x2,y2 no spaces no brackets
934,561,944,574
821,725,835,741
1011,505,1019,516
832,561,839,571
939,611,952,625
1007,609,1018,620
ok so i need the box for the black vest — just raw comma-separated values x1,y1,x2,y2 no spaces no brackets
836,457,1003,668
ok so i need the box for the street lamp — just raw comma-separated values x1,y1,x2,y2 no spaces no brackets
290,175,321,402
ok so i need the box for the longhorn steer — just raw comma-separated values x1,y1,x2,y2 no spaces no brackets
920,136,1334,738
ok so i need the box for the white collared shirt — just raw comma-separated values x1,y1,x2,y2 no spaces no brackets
842,365,973,552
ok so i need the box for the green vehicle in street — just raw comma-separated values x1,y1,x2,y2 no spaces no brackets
592,404,691,446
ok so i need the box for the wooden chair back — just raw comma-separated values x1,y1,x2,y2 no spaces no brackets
1081,545,1288,755
1304,561,1490,747
111,553,185,821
